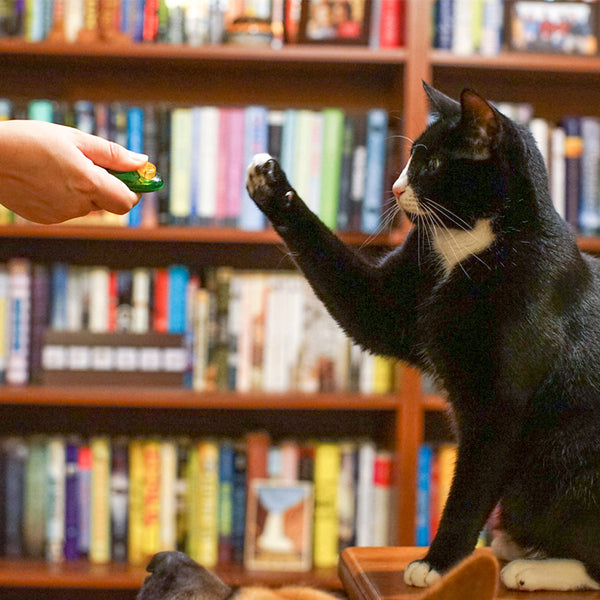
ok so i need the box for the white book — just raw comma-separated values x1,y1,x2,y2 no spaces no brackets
66,266,85,332
45,436,66,563
197,107,220,223
529,118,550,170
160,440,178,551
170,108,193,222
551,126,567,220
131,267,151,334
452,0,475,55
372,451,391,547
262,275,287,392
89,266,110,333
355,440,376,547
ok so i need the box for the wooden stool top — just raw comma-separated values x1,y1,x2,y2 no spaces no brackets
338,547,600,600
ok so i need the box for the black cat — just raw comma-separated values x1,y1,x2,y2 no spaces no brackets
245,84,600,592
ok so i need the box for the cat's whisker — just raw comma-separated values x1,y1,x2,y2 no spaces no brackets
358,202,401,251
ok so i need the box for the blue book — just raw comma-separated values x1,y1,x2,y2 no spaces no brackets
167,265,190,334
50,263,68,330
415,444,433,547
231,443,247,564
218,440,235,563
4,438,27,557
362,109,388,234
562,116,583,230
64,438,80,561
189,107,203,224
240,106,268,231
127,107,145,227
579,117,600,235
435,0,454,50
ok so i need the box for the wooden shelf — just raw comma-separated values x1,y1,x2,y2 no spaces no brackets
0,38,407,65
431,50,600,74
0,224,406,247
0,385,401,410
0,559,340,590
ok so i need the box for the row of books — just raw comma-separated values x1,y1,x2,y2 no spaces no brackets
0,432,394,570
433,0,504,56
0,98,392,234
496,101,600,236
0,0,406,49
2,259,398,393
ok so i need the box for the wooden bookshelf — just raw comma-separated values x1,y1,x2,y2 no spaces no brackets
2,0,600,597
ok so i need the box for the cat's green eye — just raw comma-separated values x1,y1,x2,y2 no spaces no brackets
428,157,441,171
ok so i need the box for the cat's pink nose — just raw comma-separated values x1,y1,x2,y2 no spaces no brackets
393,181,405,199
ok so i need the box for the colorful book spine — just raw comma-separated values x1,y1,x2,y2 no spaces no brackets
312,442,340,568
89,436,111,563
415,444,433,546
362,109,388,234
64,437,80,560
7,258,31,386
45,436,66,563
110,437,129,563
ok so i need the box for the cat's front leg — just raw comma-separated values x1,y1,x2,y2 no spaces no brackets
246,154,296,223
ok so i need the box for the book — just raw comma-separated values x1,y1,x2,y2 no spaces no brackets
64,436,80,561
168,265,190,334
362,109,388,234
45,436,66,563
23,435,46,558
110,437,129,563
77,444,92,556
231,441,247,564
169,108,193,223
415,444,433,546
195,439,219,567
3,437,27,556
128,438,145,564
90,436,111,564
372,450,391,547
6,258,31,386
239,106,268,230
159,439,178,551
319,108,345,230
579,116,600,235
379,0,404,48
562,116,583,229
355,439,375,546
337,441,356,552
312,442,340,568
218,439,235,564
142,439,161,559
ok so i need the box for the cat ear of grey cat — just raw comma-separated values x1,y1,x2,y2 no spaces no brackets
422,81,460,119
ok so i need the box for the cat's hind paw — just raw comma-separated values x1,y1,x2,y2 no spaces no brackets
246,154,294,215
501,559,600,591
403,560,442,588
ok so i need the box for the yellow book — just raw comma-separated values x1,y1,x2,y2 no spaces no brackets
313,442,341,568
186,443,199,560
373,356,394,394
142,439,161,558
90,436,111,564
195,440,219,567
128,439,145,565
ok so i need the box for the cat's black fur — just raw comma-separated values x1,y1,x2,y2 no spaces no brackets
246,84,600,586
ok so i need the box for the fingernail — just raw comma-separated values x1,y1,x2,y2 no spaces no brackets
129,151,148,162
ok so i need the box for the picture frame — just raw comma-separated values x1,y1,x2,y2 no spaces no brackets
244,479,313,571
506,0,599,56
298,0,372,45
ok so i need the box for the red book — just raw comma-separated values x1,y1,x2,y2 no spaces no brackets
153,268,169,333
143,0,159,41
379,0,405,48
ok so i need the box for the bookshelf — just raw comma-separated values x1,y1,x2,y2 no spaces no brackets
2,0,600,597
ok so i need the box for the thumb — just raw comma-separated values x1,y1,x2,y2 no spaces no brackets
75,131,148,171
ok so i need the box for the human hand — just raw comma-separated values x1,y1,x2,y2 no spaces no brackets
0,120,149,224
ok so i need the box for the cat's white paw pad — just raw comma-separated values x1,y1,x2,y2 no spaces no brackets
501,559,600,591
246,153,273,195
403,560,442,588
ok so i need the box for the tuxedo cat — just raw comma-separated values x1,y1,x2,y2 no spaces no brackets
245,84,600,592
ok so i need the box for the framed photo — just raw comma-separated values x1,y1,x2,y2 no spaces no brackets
244,479,313,571
506,0,599,55
298,0,372,45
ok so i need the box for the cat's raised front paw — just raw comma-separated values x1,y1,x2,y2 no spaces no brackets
246,154,294,215
403,560,442,588
501,559,600,591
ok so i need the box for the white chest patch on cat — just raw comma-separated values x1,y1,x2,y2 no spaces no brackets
432,218,495,275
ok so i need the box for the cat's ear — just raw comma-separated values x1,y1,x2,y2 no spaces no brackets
423,81,460,119
460,89,500,142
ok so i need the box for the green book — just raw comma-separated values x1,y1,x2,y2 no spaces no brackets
319,108,345,230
